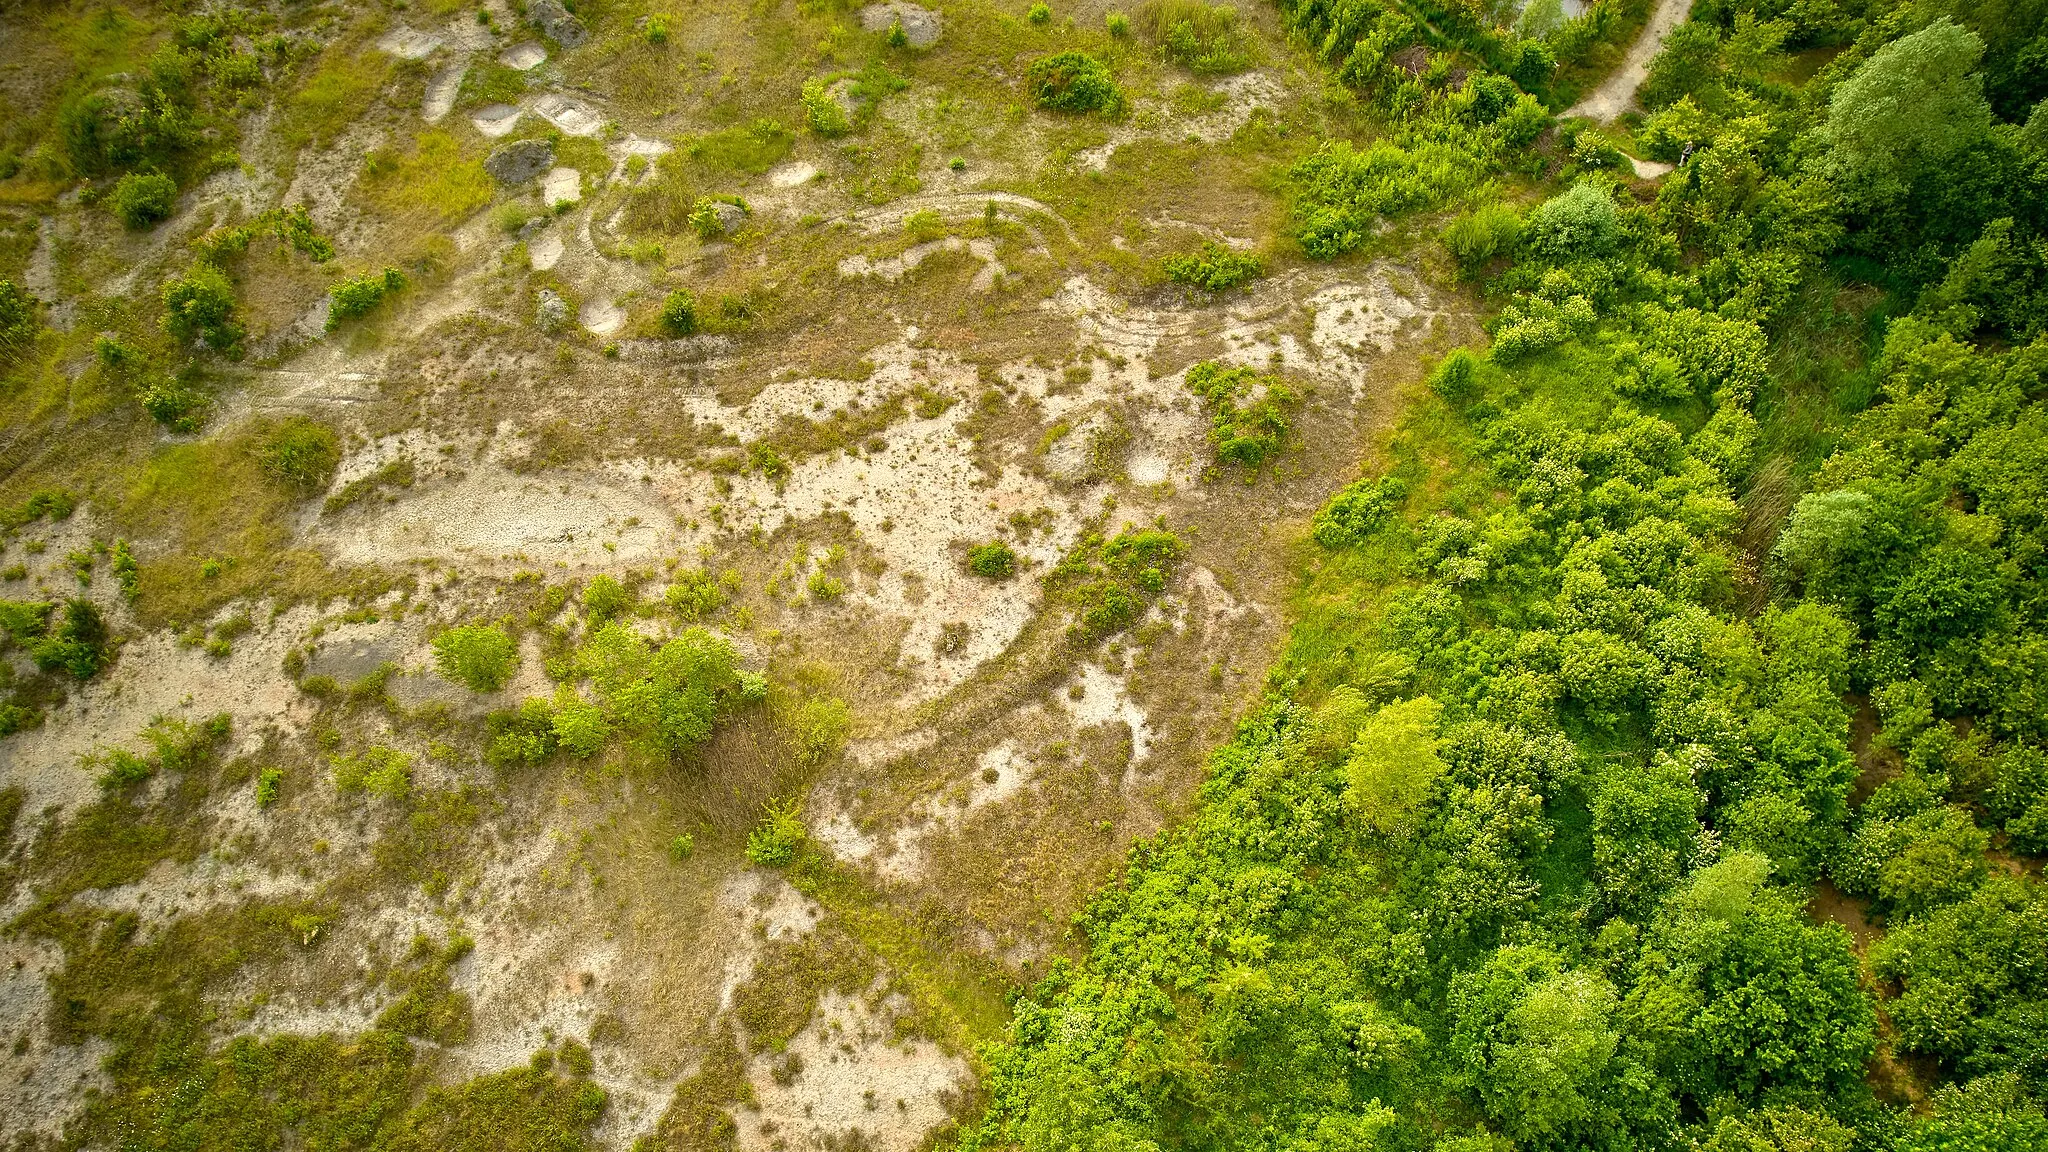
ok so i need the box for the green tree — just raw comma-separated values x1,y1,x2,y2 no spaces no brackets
1819,18,1995,207
1345,696,1445,834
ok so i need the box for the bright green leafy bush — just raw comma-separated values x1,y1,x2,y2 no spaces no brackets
1026,52,1120,114
326,267,406,329
109,171,178,228
433,624,520,692
1162,242,1262,290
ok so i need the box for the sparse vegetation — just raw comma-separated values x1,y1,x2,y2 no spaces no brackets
1184,360,1297,470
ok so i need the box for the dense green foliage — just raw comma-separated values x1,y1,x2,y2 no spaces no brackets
327,267,407,330
975,0,2048,1147
660,288,699,335
970,542,1019,578
1027,52,1122,114
1162,242,1263,290
108,169,178,228
432,624,520,693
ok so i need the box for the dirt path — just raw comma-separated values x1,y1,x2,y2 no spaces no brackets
1564,0,1695,121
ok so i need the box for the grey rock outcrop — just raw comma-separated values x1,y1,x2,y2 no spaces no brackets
536,289,569,334
484,138,554,185
529,0,588,48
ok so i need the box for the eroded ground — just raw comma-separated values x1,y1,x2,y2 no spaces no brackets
0,0,1474,1146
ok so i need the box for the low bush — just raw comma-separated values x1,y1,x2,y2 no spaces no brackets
969,542,1018,578
257,418,340,496
660,289,698,335
1145,0,1250,74
0,280,39,364
800,79,850,136
1027,52,1120,114
1440,203,1524,277
1185,360,1297,469
161,263,243,355
433,623,519,692
583,575,630,621
332,745,413,798
109,171,178,229
140,374,212,432
326,267,406,330
1312,475,1407,548
1162,242,1262,290
745,798,807,865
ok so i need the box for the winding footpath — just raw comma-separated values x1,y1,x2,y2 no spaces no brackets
1564,0,1697,121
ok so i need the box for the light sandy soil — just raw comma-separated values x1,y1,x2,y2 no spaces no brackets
0,14,1478,1147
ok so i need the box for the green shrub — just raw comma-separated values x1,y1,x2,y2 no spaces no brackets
885,19,908,47
1027,1,1053,22
1107,11,1132,37
0,280,39,365
109,171,178,229
668,833,694,861
660,289,698,335
577,623,749,757
487,698,557,767
256,767,283,807
1440,204,1524,276
1162,242,1262,290
161,263,243,354
433,624,520,692
745,798,807,866
332,745,413,798
16,599,113,679
583,574,630,621
550,691,610,758
688,196,747,240
1027,52,1121,114
1312,475,1407,548
1291,139,1480,259
969,542,1018,578
1523,180,1619,262
1146,0,1250,74
904,209,945,241
1058,528,1187,641
326,267,406,329
257,417,340,496
1428,347,1483,404
645,16,668,43
665,568,730,620
800,79,850,136
140,374,212,432
1185,360,1297,469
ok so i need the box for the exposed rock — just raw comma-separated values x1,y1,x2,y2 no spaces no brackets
708,201,749,235
532,93,604,137
528,0,588,49
542,167,583,208
499,42,548,70
485,138,555,185
536,288,569,333
859,2,942,47
472,103,523,136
